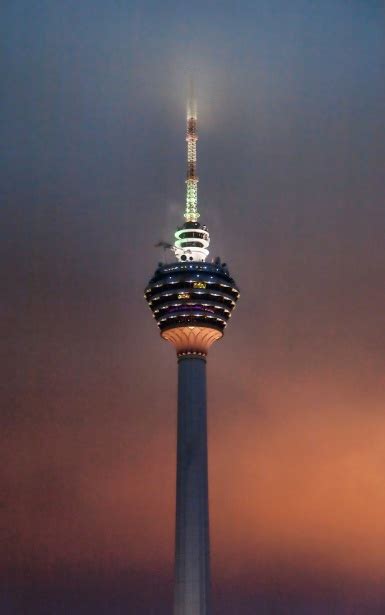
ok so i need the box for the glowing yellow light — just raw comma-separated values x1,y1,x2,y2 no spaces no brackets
178,292,190,299
193,281,206,289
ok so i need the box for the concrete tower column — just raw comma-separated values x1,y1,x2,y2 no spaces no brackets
174,354,210,615
161,327,221,615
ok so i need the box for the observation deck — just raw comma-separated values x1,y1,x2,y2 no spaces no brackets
145,261,240,334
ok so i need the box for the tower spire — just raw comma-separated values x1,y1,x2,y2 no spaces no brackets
174,94,210,263
185,102,199,222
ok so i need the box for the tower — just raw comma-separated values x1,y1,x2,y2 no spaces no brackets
145,102,239,614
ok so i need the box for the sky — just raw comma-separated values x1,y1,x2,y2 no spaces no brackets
1,0,385,613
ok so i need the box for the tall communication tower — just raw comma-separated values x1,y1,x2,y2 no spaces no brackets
145,101,239,614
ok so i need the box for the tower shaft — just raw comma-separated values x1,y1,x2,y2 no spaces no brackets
174,355,210,615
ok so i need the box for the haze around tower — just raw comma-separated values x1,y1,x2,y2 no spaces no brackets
1,1,384,613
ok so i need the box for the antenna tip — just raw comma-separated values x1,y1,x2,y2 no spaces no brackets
187,79,197,119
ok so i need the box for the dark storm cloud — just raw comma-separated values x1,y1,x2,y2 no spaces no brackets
1,1,384,613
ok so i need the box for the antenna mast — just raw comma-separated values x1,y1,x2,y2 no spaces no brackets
185,94,199,222
174,92,210,263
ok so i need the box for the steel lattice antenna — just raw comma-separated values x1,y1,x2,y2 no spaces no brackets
185,98,199,223
173,90,210,263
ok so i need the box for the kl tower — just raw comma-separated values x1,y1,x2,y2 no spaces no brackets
145,98,239,614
